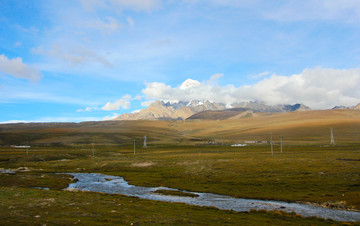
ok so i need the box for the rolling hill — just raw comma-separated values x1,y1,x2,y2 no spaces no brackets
1,109,360,146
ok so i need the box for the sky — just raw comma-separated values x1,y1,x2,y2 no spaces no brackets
1,0,360,123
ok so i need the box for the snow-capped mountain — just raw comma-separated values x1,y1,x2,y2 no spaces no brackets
231,101,310,112
115,100,226,120
115,100,310,121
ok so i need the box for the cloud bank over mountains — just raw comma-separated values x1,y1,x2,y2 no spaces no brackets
2,0,360,123
142,68,360,109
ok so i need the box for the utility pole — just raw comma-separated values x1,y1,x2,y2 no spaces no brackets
280,135,283,153
330,128,335,145
270,132,273,157
134,139,136,155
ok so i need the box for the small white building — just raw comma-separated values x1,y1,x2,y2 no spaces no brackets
11,145,31,148
231,144,247,147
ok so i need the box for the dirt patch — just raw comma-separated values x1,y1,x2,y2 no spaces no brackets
57,159,70,162
130,162,154,167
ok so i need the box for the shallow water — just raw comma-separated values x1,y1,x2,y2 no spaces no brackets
67,173,360,222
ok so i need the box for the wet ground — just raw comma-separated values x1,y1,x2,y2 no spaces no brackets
67,173,360,222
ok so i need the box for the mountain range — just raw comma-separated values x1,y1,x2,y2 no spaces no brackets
115,100,312,121
332,103,360,110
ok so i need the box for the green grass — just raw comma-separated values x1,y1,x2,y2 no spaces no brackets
0,173,74,190
0,187,342,225
0,143,359,224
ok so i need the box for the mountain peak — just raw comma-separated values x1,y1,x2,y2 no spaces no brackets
180,79,201,89
116,99,225,120
332,103,360,110
115,100,311,121
149,100,165,107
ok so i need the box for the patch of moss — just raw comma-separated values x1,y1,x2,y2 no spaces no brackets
0,187,344,225
0,173,74,190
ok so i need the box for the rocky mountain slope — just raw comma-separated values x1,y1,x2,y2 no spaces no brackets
332,103,360,110
231,102,310,112
187,103,310,120
116,100,226,120
115,100,311,121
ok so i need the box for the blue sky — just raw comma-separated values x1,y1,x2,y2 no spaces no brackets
1,0,360,122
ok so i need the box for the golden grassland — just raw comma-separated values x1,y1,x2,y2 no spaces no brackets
1,109,359,145
0,109,359,224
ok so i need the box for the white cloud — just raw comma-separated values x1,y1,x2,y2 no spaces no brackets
0,116,102,124
0,55,42,82
85,17,123,33
141,100,156,107
108,0,162,12
261,0,360,23
32,44,112,67
251,71,270,79
39,116,102,122
77,107,99,112
14,42,22,47
134,95,142,100
209,73,224,81
143,78,237,104
78,0,107,12
207,73,224,85
0,86,100,105
103,113,121,120
179,79,201,89
127,16,135,27
78,0,162,13
185,0,360,23
0,120,28,124
102,94,131,110
142,68,360,109
148,39,172,48
15,25,39,34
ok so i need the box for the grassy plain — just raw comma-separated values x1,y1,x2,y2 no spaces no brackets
0,109,360,224
0,144,359,224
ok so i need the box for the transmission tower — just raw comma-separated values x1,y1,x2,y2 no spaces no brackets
270,132,273,156
143,135,147,148
330,128,335,145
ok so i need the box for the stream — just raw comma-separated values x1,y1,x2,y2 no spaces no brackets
67,173,360,222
